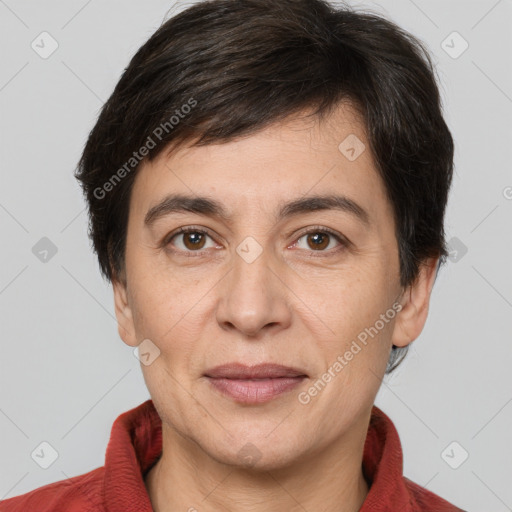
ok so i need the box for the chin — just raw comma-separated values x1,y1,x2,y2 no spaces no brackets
207,435,306,472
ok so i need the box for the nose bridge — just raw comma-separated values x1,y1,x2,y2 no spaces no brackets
216,239,290,336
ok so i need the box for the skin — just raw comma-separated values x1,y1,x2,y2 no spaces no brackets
113,102,439,512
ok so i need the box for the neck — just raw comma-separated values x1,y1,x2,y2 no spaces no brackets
145,413,371,512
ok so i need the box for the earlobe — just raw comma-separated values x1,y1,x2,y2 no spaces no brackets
112,278,138,347
391,257,439,348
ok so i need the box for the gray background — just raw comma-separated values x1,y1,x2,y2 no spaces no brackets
0,0,511,510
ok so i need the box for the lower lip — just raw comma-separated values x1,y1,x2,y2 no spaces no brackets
205,376,306,404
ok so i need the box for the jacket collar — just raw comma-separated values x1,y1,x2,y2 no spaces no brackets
103,399,412,511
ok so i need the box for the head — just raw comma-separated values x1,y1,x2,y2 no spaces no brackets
75,0,453,470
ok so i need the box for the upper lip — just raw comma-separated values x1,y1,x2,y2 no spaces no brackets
204,363,308,379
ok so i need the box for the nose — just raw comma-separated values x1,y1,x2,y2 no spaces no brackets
215,242,292,338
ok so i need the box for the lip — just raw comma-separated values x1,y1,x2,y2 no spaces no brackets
204,363,308,404
204,362,308,379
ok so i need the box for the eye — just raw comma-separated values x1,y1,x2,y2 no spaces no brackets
166,227,219,254
292,227,347,254
164,225,348,257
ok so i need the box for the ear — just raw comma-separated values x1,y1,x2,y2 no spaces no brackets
391,257,439,348
112,277,138,347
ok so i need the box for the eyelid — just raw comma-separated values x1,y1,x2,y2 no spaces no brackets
165,225,215,239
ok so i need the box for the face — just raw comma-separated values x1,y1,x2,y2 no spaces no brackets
113,102,436,470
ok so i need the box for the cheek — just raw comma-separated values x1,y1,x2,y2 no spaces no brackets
297,259,395,340
293,262,397,407
128,267,216,385
301,298,395,422
128,257,209,336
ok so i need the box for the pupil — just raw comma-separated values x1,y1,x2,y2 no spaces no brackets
309,233,328,250
185,232,204,249
189,233,201,244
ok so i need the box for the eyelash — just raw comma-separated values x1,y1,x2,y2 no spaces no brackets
164,225,349,258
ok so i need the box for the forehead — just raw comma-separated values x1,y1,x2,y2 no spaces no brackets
129,103,392,229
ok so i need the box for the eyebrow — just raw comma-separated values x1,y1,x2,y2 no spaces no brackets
144,193,370,227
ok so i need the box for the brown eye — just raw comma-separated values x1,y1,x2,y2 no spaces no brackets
182,231,206,250
167,228,217,253
306,232,330,250
293,228,347,255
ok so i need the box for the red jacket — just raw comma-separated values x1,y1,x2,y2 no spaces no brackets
0,400,465,511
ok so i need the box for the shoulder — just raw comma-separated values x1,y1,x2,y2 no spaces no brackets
0,467,104,512
404,477,467,512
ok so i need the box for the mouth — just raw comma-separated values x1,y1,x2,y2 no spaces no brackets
203,363,308,404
